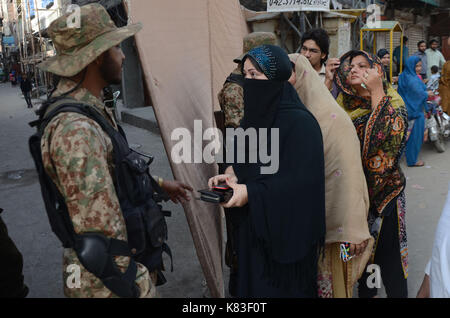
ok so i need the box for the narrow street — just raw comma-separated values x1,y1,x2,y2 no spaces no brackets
0,81,450,298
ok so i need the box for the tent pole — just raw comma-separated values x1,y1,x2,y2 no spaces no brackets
390,30,393,83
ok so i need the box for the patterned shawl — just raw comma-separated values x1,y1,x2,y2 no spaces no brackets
334,50,409,278
333,50,408,215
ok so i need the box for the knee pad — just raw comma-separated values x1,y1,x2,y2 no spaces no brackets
74,233,140,298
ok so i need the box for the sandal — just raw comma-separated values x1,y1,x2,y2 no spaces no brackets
409,160,425,167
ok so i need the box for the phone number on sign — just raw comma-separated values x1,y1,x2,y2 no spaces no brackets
268,0,329,6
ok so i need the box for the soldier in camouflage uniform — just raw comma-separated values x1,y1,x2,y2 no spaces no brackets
36,4,192,298
218,32,277,128
217,32,277,296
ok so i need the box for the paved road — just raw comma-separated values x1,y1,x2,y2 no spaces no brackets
1,82,449,298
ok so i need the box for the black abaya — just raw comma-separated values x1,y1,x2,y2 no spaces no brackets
231,81,326,297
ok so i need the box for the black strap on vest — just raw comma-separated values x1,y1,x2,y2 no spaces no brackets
224,73,245,87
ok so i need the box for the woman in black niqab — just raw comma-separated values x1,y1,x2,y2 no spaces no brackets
209,45,326,297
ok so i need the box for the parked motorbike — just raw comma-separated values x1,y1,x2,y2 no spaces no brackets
425,92,450,153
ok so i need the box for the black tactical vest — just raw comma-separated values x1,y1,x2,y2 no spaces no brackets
29,99,172,286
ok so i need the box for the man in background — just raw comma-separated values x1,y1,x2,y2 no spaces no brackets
414,41,428,81
299,28,340,91
426,39,446,79
20,74,33,108
394,36,409,74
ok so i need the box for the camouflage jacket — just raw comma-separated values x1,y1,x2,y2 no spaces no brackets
40,78,156,298
218,67,244,128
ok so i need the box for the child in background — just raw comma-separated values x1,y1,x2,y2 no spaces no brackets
427,65,440,92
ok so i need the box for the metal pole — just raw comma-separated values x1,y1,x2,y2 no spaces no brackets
26,0,38,96
1,0,6,70
33,0,43,59
304,12,312,29
373,32,377,55
282,13,302,39
34,0,47,96
390,30,393,83
299,12,306,33
360,30,363,51
400,32,403,74
11,0,23,73
21,0,27,66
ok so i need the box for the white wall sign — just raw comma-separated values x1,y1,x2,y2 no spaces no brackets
267,0,330,12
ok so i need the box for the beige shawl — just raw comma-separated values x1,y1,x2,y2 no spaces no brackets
289,54,374,281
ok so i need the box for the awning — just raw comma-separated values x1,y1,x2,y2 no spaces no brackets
330,9,365,17
323,11,359,22
361,21,403,32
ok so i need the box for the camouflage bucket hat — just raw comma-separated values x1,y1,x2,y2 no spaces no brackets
37,3,142,77
233,32,277,64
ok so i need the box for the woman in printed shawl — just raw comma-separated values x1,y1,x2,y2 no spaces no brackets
333,50,409,298
209,45,326,297
398,56,429,167
288,53,373,298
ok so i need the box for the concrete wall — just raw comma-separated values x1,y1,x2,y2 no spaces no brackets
323,16,352,59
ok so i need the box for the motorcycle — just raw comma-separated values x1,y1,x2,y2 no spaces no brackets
425,91,450,153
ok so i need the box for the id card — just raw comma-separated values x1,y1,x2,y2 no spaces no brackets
340,243,353,262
